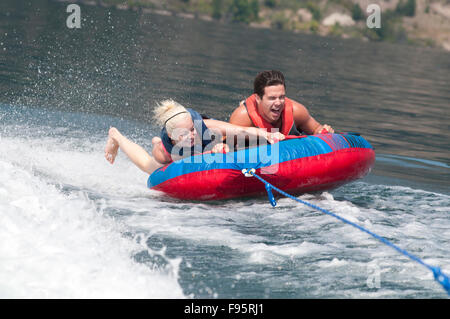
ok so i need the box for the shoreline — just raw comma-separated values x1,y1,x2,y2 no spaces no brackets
61,0,450,52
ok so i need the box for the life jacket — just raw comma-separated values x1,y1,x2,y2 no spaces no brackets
160,108,214,161
243,94,301,136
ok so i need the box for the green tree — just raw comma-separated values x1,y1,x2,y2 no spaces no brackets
212,0,223,19
264,0,276,8
309,20,319,33
366,10,407,42
395,0,416,17
250,0,259,21
351,3,364,21
306,2,322,21
271,12,289,30
230,0,258,24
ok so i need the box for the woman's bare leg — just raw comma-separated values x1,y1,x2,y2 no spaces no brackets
104,127,164,175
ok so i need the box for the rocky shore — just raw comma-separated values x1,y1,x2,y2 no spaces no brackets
64,0,450,51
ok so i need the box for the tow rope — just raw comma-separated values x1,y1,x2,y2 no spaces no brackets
242,168,450,296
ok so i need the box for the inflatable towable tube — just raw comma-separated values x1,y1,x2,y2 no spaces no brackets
148,133,375,200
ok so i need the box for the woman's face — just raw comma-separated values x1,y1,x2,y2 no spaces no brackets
169,114,198,147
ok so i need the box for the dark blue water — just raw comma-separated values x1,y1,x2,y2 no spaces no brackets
0,0,449,298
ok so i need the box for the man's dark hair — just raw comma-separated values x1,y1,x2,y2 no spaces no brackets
253,70,286,98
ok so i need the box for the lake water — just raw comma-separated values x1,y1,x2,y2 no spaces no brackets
0,0,449,298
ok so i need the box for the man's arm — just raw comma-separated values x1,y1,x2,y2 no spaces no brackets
292,100,334,134
229,102,254,127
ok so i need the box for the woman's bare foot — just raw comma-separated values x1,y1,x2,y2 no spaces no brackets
104,127,120,164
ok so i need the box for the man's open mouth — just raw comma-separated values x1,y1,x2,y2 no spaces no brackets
270,109,281,117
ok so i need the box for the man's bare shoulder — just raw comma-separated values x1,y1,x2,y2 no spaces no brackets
229,102,253,126
290,98,309,117
289,98,307,110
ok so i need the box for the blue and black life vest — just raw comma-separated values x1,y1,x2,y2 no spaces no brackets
160,108,214,160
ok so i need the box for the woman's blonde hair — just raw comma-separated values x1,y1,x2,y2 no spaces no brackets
153,99,190,134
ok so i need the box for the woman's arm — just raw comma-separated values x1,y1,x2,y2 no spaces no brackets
151,137,174,164
203,119,285,144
